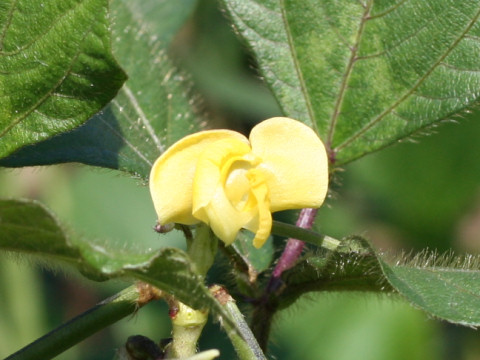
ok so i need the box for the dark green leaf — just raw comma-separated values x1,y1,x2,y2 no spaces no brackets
279,236,388,309
223,0,480,165
217,232,274,299
0,199,237,331
0,0,126,158
1,0,201,179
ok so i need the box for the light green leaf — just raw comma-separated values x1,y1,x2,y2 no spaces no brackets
380,256,480,327
0,0,201,179
281,234,480,327
223,0,480,165
233,231,274,274
0,199,236,330
0,0,126,158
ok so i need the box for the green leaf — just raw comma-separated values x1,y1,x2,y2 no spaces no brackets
380,256,480,328
222,0,480,165
119,0,197,44
219,231,273,298
279,236,389,309
281,234,480,327
0,199,237,331
232,231,274,274
0,0,126,158
0,0,201,179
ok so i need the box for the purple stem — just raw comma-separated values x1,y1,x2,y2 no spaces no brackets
267,208,318,292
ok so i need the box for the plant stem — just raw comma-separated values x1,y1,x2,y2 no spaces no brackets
271,221,340,251
268,208,318,293
210,285,266,360
165,299,208,359
5,283,161,360
249,301,276,354
250,209,323,351
187,223,218,277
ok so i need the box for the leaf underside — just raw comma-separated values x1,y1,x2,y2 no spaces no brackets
0,0,201,179
223,0,480,165
381,259,480,328
0,199,236,330
281,236,480,327
0,0,126,158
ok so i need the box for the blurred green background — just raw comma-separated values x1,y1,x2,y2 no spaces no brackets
1,0,480,359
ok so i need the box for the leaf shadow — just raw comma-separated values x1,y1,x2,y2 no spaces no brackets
0,106,124,171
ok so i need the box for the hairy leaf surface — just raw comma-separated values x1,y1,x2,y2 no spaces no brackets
381,257,480,327
223,0,480,165
281,235,480,326
0,0,126,158
0,199,237,329
1,0,200,179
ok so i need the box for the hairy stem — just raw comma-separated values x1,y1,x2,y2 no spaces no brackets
5,283,161,360
251,209,319,351
211,285,267,360
249,301,277,353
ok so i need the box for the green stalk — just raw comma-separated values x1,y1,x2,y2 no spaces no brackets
211,285,266,360
165,300,209,358
5,284,155,360
187,223,218,277
272,220,340,250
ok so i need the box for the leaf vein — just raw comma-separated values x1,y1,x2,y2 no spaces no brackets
0,0,17,51
391,110,412,123
464,34,480,41
424,268,480,299
122,85,164,154
110,99,153,167
319,2,354,50
51,92,82,100
367,0,409,20
229,4,286,47
327,1,372,148
335,5,480,152
440,61,480,73
279,0,317,130
413,91,473,102
357,15,432,60
0,0,87,56
0,32,90,138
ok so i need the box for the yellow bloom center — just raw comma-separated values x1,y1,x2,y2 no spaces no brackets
192,138,271,247
225,159,257,212
149,117,329,248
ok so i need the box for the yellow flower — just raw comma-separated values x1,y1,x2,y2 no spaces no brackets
149,117,329,248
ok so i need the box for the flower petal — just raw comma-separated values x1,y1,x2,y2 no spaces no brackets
244,169,272,248
249,117,329,212
149,130,248,225
192,138,255,245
